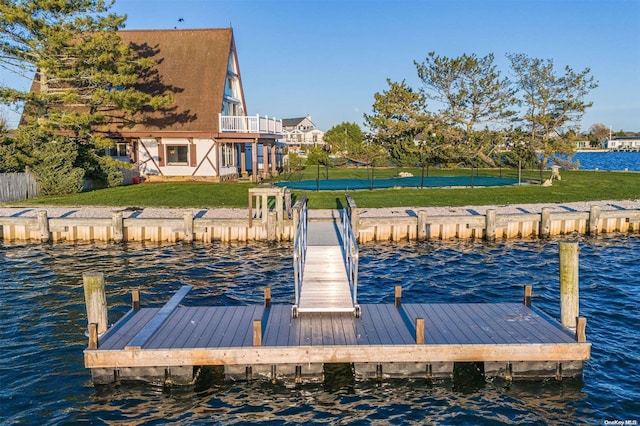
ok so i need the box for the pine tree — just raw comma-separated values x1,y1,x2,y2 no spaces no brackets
0,0,172,189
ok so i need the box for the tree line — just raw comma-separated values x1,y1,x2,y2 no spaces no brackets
322,52,599,172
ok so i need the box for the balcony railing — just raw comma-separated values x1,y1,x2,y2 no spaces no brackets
219,114,282,135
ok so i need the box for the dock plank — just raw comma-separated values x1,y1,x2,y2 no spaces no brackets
147,306,193,348
202,307,235,348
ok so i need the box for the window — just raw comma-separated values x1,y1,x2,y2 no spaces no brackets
166,145,188,165
221,143,235,167
116,143,128,157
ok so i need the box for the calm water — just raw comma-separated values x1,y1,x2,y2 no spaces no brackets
1,237,639,425
573,151,640,171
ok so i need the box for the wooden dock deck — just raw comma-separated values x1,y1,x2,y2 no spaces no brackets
85,286,590,384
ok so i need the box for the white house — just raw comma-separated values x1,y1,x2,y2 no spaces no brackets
605,137,640,151
281,115,324,149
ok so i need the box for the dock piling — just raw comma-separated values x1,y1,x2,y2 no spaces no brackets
485,209,496,241
83,272,108,335
540,208,551,238
37,210,50,242
559,242,579,329
589,206,601,236
523,285,532,307
184,211,194,242
394,286,402,307
576,317,587,342
132,289,140,311
264,287,271,308
253,320,262,346
87,323,98,349
415,318,425,344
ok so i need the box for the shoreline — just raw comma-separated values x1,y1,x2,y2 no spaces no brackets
1,199,639,220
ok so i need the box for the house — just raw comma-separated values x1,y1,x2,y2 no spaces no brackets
29,28,283,182
282,115,324,150
605,137,640,151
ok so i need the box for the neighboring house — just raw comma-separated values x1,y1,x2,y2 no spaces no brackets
605,137,640,151
574,140,590,149
27,28,283,182
282,115,324,149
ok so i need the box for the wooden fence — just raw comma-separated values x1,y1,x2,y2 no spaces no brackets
0,171,39,202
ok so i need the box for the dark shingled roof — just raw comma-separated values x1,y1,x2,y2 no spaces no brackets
26,28,243,137
115,28,242,136
282,117,307,127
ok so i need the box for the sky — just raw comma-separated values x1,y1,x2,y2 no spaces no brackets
1,0,639,133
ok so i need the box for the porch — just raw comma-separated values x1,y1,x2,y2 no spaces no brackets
219,114,282,135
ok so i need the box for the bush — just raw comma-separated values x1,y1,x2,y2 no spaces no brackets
31,139,84,195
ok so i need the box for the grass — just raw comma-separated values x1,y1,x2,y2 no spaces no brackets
6,168,640,209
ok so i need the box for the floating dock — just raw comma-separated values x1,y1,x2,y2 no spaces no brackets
84,200,590,385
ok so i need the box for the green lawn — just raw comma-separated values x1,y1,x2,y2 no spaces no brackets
6,168,640,209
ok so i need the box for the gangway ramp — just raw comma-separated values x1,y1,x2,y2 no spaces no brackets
297,221,354,313
292,204,360,317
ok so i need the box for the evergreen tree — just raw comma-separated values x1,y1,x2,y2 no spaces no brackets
415,52,515,166
0,0,171,189
507,53,598,169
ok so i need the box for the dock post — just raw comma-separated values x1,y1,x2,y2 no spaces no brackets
37,210,50,242
523,285,532,307
415,318,425,344
575,317,587,342
264,287,271,308
253,320,262,346
588,206,601,236
132,289,140,311
248,191,253,228
184,211,194,242
83,272,108,335
417,211,427,240
559,242,579,329
485,209,496,241
540,208,551,238
87,323,98,349
267,211,277,240
394,286,402,307
112,212,124,243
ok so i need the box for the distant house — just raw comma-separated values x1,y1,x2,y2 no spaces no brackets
282,115,324,149
605,137,640,151
26,28,283,182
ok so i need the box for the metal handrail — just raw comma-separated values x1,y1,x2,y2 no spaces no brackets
342,208,360,314
292,197,308,313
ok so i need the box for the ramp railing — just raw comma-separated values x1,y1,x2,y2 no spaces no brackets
342,207,360,317
292,196,308,315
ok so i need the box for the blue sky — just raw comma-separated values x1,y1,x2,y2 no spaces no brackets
2,0,639,132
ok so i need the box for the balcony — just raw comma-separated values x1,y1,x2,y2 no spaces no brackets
219,114,282,135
